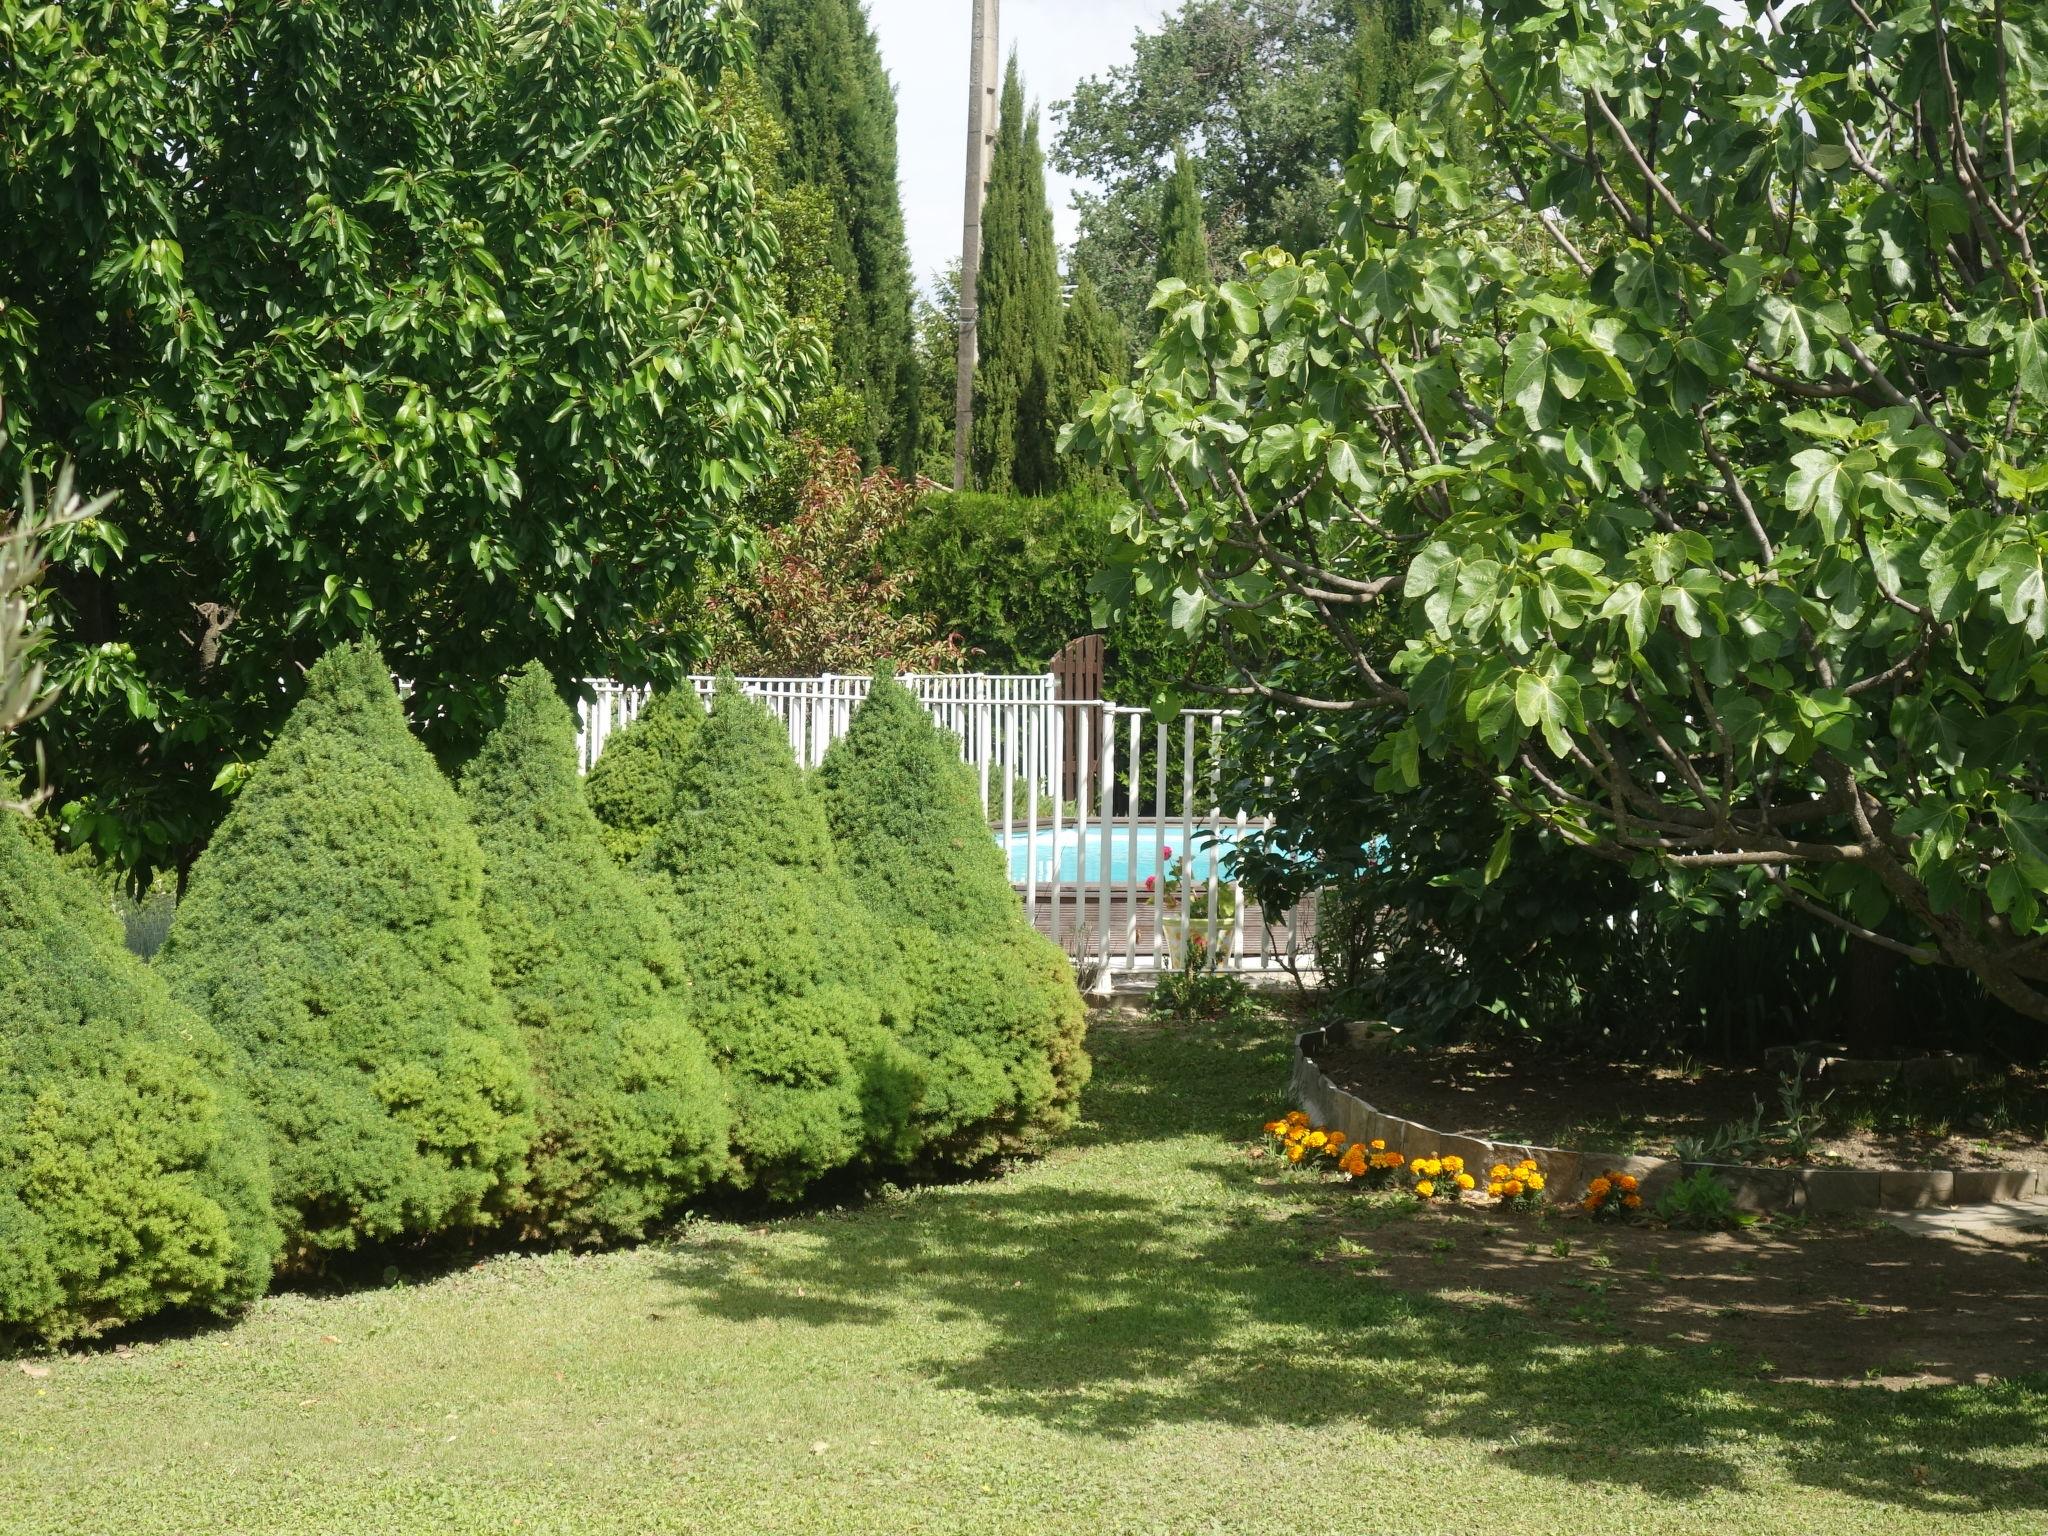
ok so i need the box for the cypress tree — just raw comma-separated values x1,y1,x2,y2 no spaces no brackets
751,0,918,469
819,676,1090,1161
463,665,728,1243
0,814,278,1345
971,54,1064,494
1153,146,1212,295
1346,1,1466,162
584,685,705,866
1049,269,1131,485
158,642,535,1265
638,679,923,1196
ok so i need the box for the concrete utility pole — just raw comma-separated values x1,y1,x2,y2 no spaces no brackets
953,0,1000,492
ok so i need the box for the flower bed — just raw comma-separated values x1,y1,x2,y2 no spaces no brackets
1291,1021,2048,1215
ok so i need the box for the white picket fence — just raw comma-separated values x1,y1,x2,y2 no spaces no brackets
575,673,1311,986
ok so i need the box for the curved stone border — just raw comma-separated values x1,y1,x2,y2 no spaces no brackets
1292,1022,2048,1214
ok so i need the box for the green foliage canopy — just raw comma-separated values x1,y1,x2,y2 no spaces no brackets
1069,0,2048,1022
1153,148,1214,296
973,56,1066,495
0,813,277,1345
819,676,1089,1159
0,0,806,879
158,644,534,1261
464,665,727,1244
750,0,919,468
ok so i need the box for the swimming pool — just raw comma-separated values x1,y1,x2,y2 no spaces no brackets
997,824,1248,886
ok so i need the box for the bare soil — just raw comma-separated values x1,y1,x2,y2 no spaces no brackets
1295,1187,2048,1388
1311,1034,2048,1175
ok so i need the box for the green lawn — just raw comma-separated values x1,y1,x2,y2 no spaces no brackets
4,1009,2045,1535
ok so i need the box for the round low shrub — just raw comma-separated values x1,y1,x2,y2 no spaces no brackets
584,685,704,866
157,641,535,1265
819,675,1089,1161
0,813,278,1346
463,664,728,1243
639,678,923,1196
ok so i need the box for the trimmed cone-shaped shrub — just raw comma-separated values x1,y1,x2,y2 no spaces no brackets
158,642,534,1265
584,685,704,865
0,813,278,1345
463,664,728,1243
639,678,923,1197
819,675,1089,1161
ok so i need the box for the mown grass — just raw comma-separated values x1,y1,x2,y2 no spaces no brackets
3,1008,2045,1534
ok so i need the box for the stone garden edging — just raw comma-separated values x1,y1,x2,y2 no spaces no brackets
1292,1022,2048,1214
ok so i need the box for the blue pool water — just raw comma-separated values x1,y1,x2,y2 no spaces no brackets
998,825,1246,886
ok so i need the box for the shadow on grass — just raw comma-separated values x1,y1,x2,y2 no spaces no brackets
660,1013,2048,1516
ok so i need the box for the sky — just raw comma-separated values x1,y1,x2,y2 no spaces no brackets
865,0,1179,292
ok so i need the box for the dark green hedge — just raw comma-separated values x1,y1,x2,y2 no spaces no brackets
158,642,535,1265
820,676,1089,1160
464,664,728,1244
880,487,1222,707
584,685,704,866
0,812,278,1345
638,678,923,1196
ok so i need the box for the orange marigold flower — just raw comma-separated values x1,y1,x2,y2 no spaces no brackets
1490,1164,1511,1181
1616,1174,1640,1193
1623,1193,1643,1209
1587,1177,1612,1197
1327,1132,1347,1149
1285,1111,1310,1127
1369,1139,1387,1152
1285,1142,1307,1163
1503,1179,1523,1197
1263,1120,1286,1136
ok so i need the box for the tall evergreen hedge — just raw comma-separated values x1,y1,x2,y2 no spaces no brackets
584,685,704,866
158,642,534,1264
819,676,1089,1160
463,664,728,1243
639,678,922,1196
0,813,278,1345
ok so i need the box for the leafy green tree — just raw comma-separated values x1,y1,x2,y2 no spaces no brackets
0,0,806,882
158,643,534,1262
463,665,727,1243
973,56,1065,494
584,687,707,868
1069,0,2048,1024
1054,1,1463,332
750,0,919,468
638,679,922,1195
1153,148,1213,294
820,677,1089,1159
909,266,965,484
0,812,277,1346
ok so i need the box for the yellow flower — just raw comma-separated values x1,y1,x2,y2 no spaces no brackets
1588,1177,1612,1198
1262,1120,1286,1136
1442,1155,1464,1174
1414,1179,1435,1198
1286,1142,1306,1163
1525,1173,1544,1191
1285,1111,1309,1128
1490,1163,1511,1181
1305,1131,1329,1150
1369,1139,1386,1152
1285,1124,1306,1142
1487,1182,1503,1197
1454,1173,1476,1191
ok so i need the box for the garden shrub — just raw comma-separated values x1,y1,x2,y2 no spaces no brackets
0,812,278,1345
157,642,534,1265
463,664,728,1243
584,684,705,866
639,677,923,1196
819,675,1089,1161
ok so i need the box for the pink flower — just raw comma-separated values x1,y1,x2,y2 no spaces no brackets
1163,847,1174,861
1143,874,1157,891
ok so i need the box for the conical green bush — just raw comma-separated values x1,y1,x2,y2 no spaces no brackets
584,685,704,865
639,678,923,1197
157,642,534,1265
463,664,728,1243
819,675,1089,1160
0,813,278,1345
